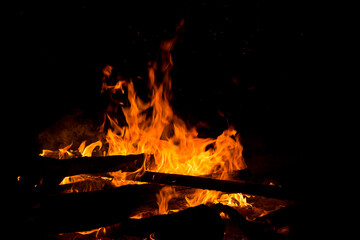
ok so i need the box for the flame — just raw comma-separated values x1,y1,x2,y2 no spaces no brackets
186,190,250,208
103,70,246,177
156,186,179,215
41,30,248,213
40,142,74,159
79,140,103,157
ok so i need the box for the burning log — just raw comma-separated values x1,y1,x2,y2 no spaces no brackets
98,204,225,240
45,169,256,196
255,205,297,231
51,177,114,194
130,171,294,200
33,184,162,235
213,204,292,240
54,204,293,240
40,154,149,176
20,154,150,187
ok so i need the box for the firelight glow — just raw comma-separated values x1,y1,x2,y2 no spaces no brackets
41,35,250,213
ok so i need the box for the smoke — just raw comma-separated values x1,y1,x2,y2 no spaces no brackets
38,110,101,152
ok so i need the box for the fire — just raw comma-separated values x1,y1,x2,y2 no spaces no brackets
100,60,248,210
103,64,246,176
41,29,249,214
186,190,250,208
156,186,179,215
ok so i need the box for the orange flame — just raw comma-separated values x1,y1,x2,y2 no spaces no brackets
156,186,179,215
41,31,248,212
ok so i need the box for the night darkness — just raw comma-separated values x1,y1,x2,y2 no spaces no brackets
10,0,308,187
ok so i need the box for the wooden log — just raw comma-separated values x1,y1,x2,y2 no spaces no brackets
106,204,224,240
52,205,224,240
49,177,113,194
255,205,297,230
213,203,291,240
33,183,162,234
52,169,253,195
39,154,149,176
20,154,151,187
57,204,293,240
130,171,294,200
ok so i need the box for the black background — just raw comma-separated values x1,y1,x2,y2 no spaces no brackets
9,0,309,180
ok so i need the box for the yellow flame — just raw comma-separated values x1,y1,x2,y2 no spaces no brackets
40,142,74,159
156,186,179,215
81,140,102,157
186,190,251,208
41,36,248,212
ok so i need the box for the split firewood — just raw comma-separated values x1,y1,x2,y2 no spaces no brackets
52,204,293,240
129,171,294,200
52,205,224,240
18,154,151,188
41,153,150,176
101,204,224,240
32,183,162,235
51,168,253,195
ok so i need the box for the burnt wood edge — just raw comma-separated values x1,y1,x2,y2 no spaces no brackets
39,153,150,176
53,203,294,240
17,154,151,188
54,204,225,240
32,183,162,235
129,171,295,200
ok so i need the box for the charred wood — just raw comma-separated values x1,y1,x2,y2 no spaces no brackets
214,204,292,240
130,171,294,200
52,204,293,240
52,169,253,195
32,183,162,235
105,204,224,240
49,177,114,194
255,205,297,231
40,154,149,176
19,154,150,188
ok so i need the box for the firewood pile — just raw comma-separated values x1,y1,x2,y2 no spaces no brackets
15,154,296,240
